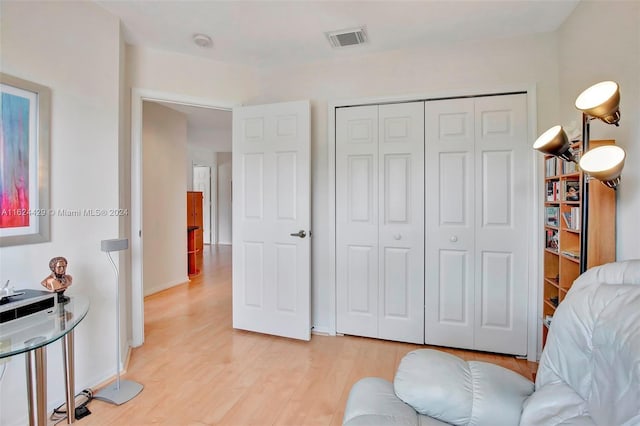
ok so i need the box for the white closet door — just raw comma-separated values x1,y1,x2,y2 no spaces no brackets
473,94,529,355
336,105,379,338
425,94,529,355
425,98,476,350
378,102,425,344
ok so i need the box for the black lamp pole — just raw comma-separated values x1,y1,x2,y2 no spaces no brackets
579,113,590,274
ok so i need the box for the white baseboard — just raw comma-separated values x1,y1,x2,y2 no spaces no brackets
311,326,334,336
143,277,189,297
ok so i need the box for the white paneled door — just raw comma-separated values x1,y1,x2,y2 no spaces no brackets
424,98,476,350
425,94,529,355
232,100,311,341
193,165,211,244
336,102,425,344
336,105,379,339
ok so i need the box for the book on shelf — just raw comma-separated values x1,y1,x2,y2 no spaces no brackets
545,157,558,177
561,249,580,260
561,153,581,174
546,206,559,227
546,229,559,251
546,181,560,202
564,180,580,201
561,208,580,230
544,315,553,327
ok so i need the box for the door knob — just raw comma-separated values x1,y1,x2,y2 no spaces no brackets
290,230,306,238
450,236,458,242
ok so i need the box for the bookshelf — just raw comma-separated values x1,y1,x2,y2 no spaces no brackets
541,139,616,347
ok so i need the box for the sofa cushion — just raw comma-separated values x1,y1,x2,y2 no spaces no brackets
393,349,533,426
520,381,593,426
343,377,419,426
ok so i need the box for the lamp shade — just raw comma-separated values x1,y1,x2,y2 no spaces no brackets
579,145,626,189
575,81,620,125
533,125,576,162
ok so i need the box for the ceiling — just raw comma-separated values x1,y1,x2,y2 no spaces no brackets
155,101,232,151
104,0,580,149
96,0,579,69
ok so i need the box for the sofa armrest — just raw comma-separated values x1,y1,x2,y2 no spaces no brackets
394,349,533,426
343,377,420,426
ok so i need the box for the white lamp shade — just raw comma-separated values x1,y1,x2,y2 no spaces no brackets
533,125,575,162
579,145,625,186
575,81,620,125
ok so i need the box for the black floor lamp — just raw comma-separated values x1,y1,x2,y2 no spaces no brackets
94,238,144,405
533,81,626,273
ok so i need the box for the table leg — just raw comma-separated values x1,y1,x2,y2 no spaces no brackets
62,330,75,423
25,353,34,426
25,347,47,426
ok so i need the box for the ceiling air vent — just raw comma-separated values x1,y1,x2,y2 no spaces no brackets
325,27,368,48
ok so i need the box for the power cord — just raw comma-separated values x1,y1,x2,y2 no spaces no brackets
49,388,93,423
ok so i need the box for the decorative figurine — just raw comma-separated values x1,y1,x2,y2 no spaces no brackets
41,256,73,303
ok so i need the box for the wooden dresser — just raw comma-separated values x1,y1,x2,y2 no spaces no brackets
187,191,203,276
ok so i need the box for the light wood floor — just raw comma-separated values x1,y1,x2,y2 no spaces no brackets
82,245,537,425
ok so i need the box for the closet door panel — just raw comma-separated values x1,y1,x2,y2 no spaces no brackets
438,250,472,325
473,94,529,356
378,102,424,344
425,98,475,348
336,105,379,338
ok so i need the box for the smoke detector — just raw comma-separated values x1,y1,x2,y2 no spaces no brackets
325,26,368,48
192,33,213,48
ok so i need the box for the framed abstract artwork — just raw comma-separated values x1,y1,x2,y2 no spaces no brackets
0,73,51,246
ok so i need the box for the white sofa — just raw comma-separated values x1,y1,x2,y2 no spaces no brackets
343,260,640,426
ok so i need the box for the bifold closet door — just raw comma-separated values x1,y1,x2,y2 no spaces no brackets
424,98,476,350
336,102,425,344
377,103,424,343
336,105,379,339
425,94,530,356
472,94,529,355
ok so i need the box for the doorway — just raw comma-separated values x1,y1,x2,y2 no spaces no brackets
193,165,213,245
130,89,233,346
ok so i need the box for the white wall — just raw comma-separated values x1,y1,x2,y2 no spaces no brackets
142,101,188,295
217,152,233,245
127,45,259,104
557,0,640,261
253,32,561,331
0,2,122,425
190,125,232,153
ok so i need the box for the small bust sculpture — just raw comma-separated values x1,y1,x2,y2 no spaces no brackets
42,256,73,303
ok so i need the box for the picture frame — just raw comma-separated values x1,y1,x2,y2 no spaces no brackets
1,73,51,247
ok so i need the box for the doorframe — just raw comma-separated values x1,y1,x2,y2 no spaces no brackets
193,164,215,245
130,88,234,346
327,85,541,361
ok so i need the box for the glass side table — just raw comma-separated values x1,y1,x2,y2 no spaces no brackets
0,295,89,425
